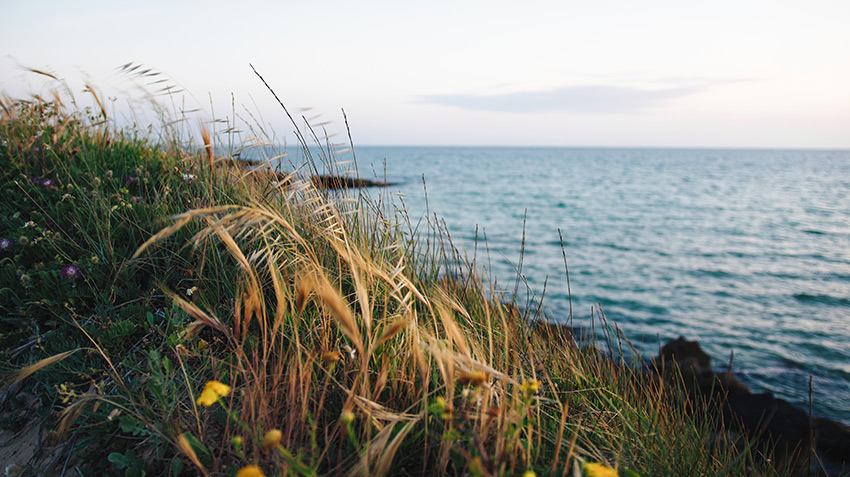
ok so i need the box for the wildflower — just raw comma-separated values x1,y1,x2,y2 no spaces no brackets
92,177,101,187
0,237,12,253
520,379,542,395
40,178,55,188
196,380,231,406
182,173,196,182
23,221,36,228
340,410,355,425
132,196,145,203
582,462,618,477
236,465,265,477
231,436,243,447
433,396,453,420
20,274,31,286
196,339,209,352
186,286,198,296
61,264,81,282
523,471,537,477
18,236,29,247
262,429,282,450
90,255,99,264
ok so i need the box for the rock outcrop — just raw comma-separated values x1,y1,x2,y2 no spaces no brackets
655,336,850,474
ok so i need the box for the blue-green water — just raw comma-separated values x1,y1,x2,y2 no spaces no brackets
313,146,850,423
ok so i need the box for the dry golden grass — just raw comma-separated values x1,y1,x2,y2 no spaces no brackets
0,77,789,476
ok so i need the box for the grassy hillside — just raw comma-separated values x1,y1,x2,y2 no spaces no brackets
0,75,788,476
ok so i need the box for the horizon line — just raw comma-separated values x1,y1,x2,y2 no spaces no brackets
341,144,850,151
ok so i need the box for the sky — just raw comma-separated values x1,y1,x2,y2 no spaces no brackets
2,0,849,148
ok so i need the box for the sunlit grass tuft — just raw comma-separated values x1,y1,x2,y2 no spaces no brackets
0,69,792,476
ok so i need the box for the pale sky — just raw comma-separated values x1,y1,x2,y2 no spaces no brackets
2,0,849,148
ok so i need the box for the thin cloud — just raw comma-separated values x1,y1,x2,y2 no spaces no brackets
421,85,705,114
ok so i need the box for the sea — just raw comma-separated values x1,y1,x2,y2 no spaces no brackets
291,146,850,423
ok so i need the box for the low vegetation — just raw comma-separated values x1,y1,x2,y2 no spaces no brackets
0,71,790,475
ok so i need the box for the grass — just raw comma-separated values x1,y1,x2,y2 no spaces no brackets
0,70,791,476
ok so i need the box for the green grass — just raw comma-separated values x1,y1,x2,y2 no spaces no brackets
0,73,789,476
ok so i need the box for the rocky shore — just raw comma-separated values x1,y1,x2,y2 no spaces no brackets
533,321,848,474
655,336,850,475
232,158,394,189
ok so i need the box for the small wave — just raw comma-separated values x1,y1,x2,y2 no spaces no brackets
753,271,803,281
585,296,669,316
793,293,850,307
593,242,634,252
692,268,736,279
802,229,828,235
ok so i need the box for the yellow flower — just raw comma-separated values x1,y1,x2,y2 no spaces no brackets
340,410,355,425
196,388,218,406
523,471,537,477
207,380,230,395
236,465,265,477
520,379,542,395
583,462,618,477
262,429,282,450
196,380,231,406
433,396,453,420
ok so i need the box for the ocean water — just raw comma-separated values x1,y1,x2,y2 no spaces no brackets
331,146,850,424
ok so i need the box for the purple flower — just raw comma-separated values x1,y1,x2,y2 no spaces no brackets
124,176,139,185
0,237,12,253
41,178,56,188
61,264,82,282
132,196,145,204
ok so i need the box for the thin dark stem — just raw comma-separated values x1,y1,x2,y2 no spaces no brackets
513,209,527,301
249,63,313,166
558,229,573,328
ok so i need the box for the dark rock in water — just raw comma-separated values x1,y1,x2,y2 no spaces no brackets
723,392,812,466
715,371,751,397
655,336,850,473
654,336,719,397
814,417,850,464
311,174,392,189
657,336,713,375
